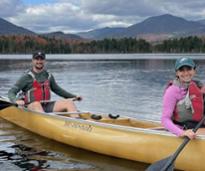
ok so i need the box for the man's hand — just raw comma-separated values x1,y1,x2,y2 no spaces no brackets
16,99,25,106
73,96,82,101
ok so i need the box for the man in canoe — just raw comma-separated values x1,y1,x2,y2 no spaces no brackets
8,51,82,113
161,57,205,139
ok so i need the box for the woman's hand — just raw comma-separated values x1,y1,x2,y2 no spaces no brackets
181,129,196,139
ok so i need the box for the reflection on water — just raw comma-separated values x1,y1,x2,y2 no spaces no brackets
0,145,49,171
0,118,147,171
1,54,205,170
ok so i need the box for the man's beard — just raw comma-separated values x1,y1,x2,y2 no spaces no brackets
35,64,44,70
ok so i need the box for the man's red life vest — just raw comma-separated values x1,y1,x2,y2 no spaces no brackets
24,71,51,104
170,80,204,123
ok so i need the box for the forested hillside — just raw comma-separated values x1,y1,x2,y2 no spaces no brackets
0,35,205,54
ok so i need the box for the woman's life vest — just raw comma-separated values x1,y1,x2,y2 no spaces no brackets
24,71,51,104
168,80,204,123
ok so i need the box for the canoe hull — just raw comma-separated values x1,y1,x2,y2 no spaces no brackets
0,106,204,171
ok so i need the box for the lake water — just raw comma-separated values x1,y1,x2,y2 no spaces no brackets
0,53,205,170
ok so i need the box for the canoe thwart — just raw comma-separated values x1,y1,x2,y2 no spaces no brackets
108,113,120,119
91,114,102,120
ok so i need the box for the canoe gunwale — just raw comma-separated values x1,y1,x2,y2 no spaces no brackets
2,106,205,140
4,106,182,138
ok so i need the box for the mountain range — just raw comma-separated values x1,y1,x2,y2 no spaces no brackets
1,14,205,42
0,18,35,35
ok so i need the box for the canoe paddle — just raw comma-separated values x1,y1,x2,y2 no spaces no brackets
0,96,18,110
146,115,205,171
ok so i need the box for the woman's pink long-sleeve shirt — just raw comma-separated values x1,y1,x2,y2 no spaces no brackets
161,84,187,136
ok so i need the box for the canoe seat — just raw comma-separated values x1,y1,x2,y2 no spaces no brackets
99,118,131,126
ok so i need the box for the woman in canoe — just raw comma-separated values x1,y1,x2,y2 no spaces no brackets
161,57,205,139
8,51,82,113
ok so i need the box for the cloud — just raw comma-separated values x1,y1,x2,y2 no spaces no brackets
81,0,205,21
79,0,162,28
0,0,24,17
9,1,94,33
81,0,160,17
152,0,205,20
2,0,205,34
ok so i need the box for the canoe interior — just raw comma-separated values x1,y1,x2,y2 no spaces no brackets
0,96,161,129
55,112,161,129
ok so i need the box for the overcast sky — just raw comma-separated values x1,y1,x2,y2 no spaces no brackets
1,0,205,34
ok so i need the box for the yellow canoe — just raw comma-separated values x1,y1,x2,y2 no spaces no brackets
0,97,204,171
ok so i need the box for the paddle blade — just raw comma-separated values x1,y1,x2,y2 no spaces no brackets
146,156,174,171
0,99,16,110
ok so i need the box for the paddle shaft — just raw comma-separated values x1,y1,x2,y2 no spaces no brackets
0,97,78,110
0,98,18,110
161,115,205,171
